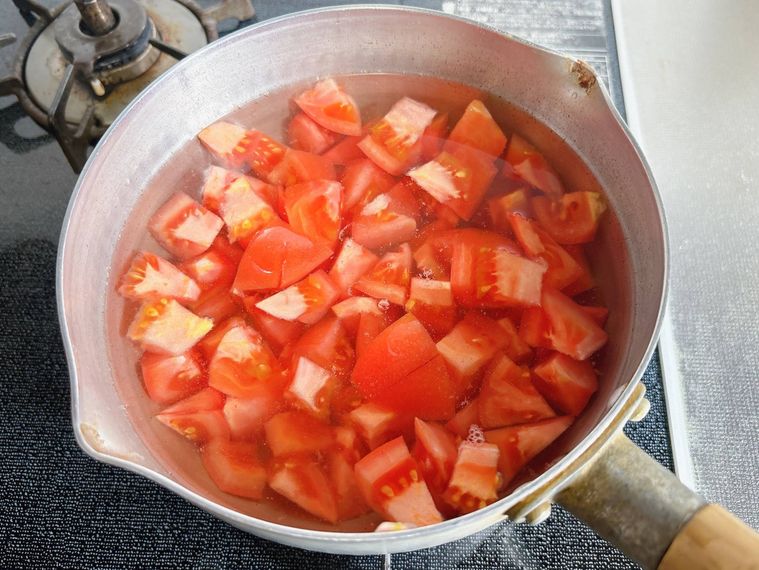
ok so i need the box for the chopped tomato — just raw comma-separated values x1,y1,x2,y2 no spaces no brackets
328,451,372,520
533,352,598,415
340,158,396,213
485,415,573,485
496,316,533,363
267,149,336,187
348,402,409,450
507,212,545,256
181,249,236,290
324,135,365,165
445,399,480,438
202,166,278,215
243,129,288,179
532,192,607,244
188,282,239,323
328,238,379,294
351,190,418,250
160,386,225,414
198,121,249,167
149,192,223,260
518,306,550,348
291,314,355,378
288,112,339,154
352,313,438,399
119,251,200,303
412,241,449,280
421,113,449,162
354,436,442,526
450,228,546,307
212,177,280,246
196,316,246,361
127,298,213,356
442,442,500,514
436,312,508,378
283,180,342,247
233,225,333,293
208,322,282,398
223,392,283,440
355,310,392,357
563,245,595,296
286,356,337,419
408,145,497,220
488,189,532,229
358,97,437,175
353,243,412,306
446,100,507,157
504,134,564,198
412,418,458,496
264,411,334,456
331,296,381,335
269,455,339,523
540,287,608,360
477,353,555,429
201,439,267,499
242,296,304,353
580,305,609,326
406,278,457,337
255,270,340,325
294,78,362,136
156,388,229,444
140,350,205,405
333,424,363,462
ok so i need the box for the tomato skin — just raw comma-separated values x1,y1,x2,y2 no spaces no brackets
446,100,507,157
127,298,213,356
269,454,340,523
340,158,397,214
288,112,339,154
283,180,342,248
532,192,607,245
140,350,206,405
149,192,224,260
294,78,362,136
264,411,334,457
156,388,229,444
580,305,609,326
267,149,336,187
532,351,598,415
563,245,595,296
201,439,267,499
353,243,412,306
355,310,391,357
324,135,365,165
328,238,379,294
412,418,458,496
442,441,500,514
119,252,200,303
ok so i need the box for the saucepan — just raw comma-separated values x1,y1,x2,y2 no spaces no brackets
56,6,759,568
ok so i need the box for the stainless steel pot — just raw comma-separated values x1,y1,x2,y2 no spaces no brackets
56,6,759,569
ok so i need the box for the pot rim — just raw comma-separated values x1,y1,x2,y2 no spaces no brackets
56,3,670,545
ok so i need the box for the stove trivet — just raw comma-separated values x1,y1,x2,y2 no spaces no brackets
0,0,254,171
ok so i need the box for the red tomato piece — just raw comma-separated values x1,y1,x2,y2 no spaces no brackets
149,192,223,260
488,189,532,229
328,238,379,294
242,296,304,353
450,229,546,308
160,386,225,414
563,245,595,296
264,411,334,456
532,192,607,245
333,424,363,462
406,278,457,337
283,179,342,247
208,322,282,398
215,177,280,245
324,135,365,165
255,270,340,325
181,249,236,290
412,241,449,280
505,134,564,199
119,251,200,303
358,97,437,175
201,165,278,216
201,439,267,499
196,316,246,361
445,399,480,438
351,194,418,251
540,287,608,360
291,314,355,378
267,149,336,187
340,158,397,213
507,212,545,256
223,392,283,440
436,312,508,378
198,121,249,168
269,455,339,523
485,416,573,485
408,145,497,220
140,350,206,405
446,100,507,157
127,298,213,356
348,402,408,450
532,351,598,415
442,441,500,514
286,356,338,419
420,113,449,162
188,282,239,323
496,316,533,363
412,418,458,496
478,353,555,429
518,306,550,349
354,436,443,526
156,388,228,444
327,451,372,520
352,313,438,398
331,296,382,336
355,310,392,358
294,78,362,136
288,112,339,154
353,243,412,306
580,305,609,326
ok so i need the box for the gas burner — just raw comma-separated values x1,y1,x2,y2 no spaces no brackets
0,0,254,171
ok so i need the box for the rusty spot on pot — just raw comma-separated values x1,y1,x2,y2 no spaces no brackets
571,60,597,93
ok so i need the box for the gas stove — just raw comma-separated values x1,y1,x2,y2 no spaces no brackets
0,0,253,170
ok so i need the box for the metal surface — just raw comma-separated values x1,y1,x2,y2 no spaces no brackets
57,5,668,556
74,0,117,36
557,433,704,569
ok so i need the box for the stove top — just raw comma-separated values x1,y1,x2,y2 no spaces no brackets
0,1,672,568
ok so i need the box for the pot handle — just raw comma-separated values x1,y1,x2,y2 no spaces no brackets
555,432,759,569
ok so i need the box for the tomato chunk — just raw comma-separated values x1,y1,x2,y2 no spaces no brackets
264,411,334,456
478,353,555,429
353,243,412,306
354,436,443,526
128,298,213,355
540,287,608,360
442,442,500,514
324,135,365,165
504,134,564,199
197,121,249,168
340,158,396,213
485,416,573,485
286,356,337,419
358,97,437,175
436,312,508,378
149,192,223,260
446,100,507,157
223,392,282,440
181,249,236,291
283,179,342,247
156,388,229,444
255,270,340,325
119,251,200,303
269,455,339,523
202,439,267,499
355,310,392,357
328,451,371,520
496,317,533,363
348,402,408,450
413,418,458,496
140,350,205,405
202,165,278,215
295,78,362,136
563,245,595,296
580,305,609,326
406,278,457,337
331,296,382,335
532,351,598,415
208,322,282,398
215,177,280,245
328,238,379,294
267,149,336,187
291,314,355,379
532,192,607,245
351,183,420,250
288,112,339,154
488,189,532,228
420,113,449,162
445,399,480,438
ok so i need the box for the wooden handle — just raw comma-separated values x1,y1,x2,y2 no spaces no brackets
659,504,759,570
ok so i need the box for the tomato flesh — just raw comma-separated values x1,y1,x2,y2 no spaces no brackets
255,270,340,325
340,158,396,213
353,243,412,306
286,356,337,419
284,180,342,247
288,112,339,154
349,402,408,450
442,442,500,514
446,100,507,157
436,312,508,378
267,149,336,187
328,238,379,294
406,278,457,337
223,392,282,440
149,192,224,260
413,418,458,496
269,455,339,523
291,314,355,379
505,134,564,199
295,78,362,136
532,351,598,415
264,411,334,457
532,192,607,245
201,439,267,499
128,298,213,356
141,350,205,405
